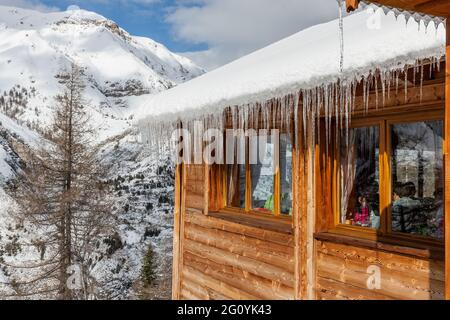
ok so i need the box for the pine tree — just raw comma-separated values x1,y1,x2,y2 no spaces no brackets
8,63,115,300
141,244,157,288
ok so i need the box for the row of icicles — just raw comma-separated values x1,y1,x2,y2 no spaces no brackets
139,57,442,160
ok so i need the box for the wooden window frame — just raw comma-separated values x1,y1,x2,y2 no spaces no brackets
332,109,445,247
221,132,293,219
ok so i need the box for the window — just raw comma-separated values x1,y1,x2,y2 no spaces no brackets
339,126,380,229
337,114,444,241
226,164,245,209
250,135,275,213
225,132,293,217
280,135,293,215
390,120,444,239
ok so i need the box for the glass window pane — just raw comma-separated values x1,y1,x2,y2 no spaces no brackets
251,136,275,213
340,126,380,229
391,120,444,239
226,134,246,209
280,134,293,216
226,164,245,208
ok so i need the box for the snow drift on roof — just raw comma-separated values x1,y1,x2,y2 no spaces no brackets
136,8,445,128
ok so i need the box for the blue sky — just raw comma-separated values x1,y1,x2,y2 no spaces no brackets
0,0,340,69
38,0,208,53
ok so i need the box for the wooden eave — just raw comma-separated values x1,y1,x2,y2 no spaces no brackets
346,0,450,17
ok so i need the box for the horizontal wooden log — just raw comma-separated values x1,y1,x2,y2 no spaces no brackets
186,193,204,211
182,275,231,300
316,240,445,282
184,251,294,300
185,211,293,247
185,222,294,272
208,211,293,235
180,287,200,300
183,239,295,288
185,164,205,211
352,81,445,115
317,251,444,300
315,232,445,260
182,265,259,300
316,277,393,300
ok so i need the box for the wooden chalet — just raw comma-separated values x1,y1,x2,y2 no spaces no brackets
137,0,450,300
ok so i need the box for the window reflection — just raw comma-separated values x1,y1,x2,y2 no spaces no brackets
391,120,444,239
280,135,293,215
251,136,275,213
226,164,245,208
340,126,380,229
226,134,246,208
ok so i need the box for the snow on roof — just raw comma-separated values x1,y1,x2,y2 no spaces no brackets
136,8,445,127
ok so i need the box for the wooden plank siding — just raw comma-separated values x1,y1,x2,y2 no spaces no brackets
185,165,205,211
315,240,445,300
179,210,295,300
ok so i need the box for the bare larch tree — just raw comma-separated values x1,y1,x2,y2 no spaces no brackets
5,63,115,300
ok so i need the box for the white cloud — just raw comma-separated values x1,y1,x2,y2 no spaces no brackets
0,0,59,12
67,4,81,11
167,0,340,70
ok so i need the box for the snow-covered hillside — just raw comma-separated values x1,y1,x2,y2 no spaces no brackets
0,5,203,299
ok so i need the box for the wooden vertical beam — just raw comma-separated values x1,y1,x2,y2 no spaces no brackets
293,99,316,300
445,16,450,301
204,164,210,215
293,98,305,299
306,118,316,300
171,163,183,300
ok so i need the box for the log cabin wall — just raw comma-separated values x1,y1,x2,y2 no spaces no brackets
175,165,296,300
173,64,447,300
315,238,445,300
181,211,295,300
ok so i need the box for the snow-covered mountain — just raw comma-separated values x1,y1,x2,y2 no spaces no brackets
0,5,203,299
0,5,203,139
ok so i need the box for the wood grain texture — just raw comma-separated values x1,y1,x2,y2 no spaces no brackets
171,164,182,299
179,211,295,300
315,240,445,300
185,165,205,210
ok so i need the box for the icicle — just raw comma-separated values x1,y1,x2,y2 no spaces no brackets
351,79,357,116
381,71,386,107
362,76,367,114
324,85,329,155
337,0,344,74
404,67,408,103
430,58,433,78
387,70,391,101
294,93,299,150
374,72,379,109
395,70,399,95
420,62,424,103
